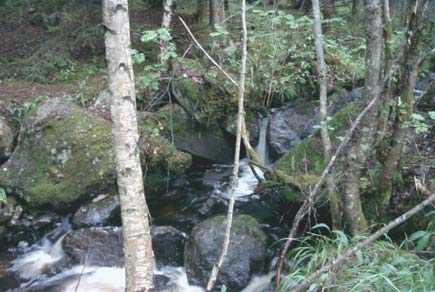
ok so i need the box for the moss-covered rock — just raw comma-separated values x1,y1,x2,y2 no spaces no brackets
0,98,193,210
0,98,116,209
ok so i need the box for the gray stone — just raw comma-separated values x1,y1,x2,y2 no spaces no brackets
186,215,267,291
72,194,120,228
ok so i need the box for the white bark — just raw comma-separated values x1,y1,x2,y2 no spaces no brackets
103,1,154,291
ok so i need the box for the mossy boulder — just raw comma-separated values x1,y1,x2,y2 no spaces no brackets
0,98,192,210
0,98,116,209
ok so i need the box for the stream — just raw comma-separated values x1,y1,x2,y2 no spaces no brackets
0,116,279,292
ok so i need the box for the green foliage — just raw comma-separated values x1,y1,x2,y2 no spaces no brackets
134,28,178,102
8,95,49,120
280,226,435,292
410,113,433,133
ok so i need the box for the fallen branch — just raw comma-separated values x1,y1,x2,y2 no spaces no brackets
275,94,380,286
291,185,435,292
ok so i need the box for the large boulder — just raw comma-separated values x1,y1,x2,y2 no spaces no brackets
0,98,192,210
268,87,361,159
186,215,267,291
0,98,116,209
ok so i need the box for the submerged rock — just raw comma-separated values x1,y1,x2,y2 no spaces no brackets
71,194,120,229
186,214,267,291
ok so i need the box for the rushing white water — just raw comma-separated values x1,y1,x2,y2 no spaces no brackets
222,115,271,201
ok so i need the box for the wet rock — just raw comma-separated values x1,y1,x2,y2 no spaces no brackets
151,226,186,267
63,226,187,268
186,214,267,291
62,226,123,267
72,194,120,228
268,103,319,158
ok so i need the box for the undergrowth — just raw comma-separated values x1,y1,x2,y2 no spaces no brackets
280,216,435,292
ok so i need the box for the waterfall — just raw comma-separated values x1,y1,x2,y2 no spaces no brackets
255,115,271,166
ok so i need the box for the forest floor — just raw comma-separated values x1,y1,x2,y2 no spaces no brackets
0,4,198,105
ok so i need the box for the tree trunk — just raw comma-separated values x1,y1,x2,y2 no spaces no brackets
195,0,208,23
377,0,428,210
344,0,383,236
312,0,341,228
103,1,155,291
209,0,220,28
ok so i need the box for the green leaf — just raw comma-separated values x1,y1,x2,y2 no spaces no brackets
409,230,427,241
311,223,331,232
416,234,431,251
141,30,158,43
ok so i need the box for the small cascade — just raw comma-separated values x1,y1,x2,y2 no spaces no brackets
255,115,271,166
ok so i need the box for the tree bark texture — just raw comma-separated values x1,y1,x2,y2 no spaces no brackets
344,0,384,236
103,1,154,291
312,0,341,228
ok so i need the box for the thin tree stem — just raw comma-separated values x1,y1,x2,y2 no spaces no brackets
205,0,248,290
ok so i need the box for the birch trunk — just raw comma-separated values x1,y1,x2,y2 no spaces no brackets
161,0,174,69
103,1,154,291
312,0,341,228
344,0,383,235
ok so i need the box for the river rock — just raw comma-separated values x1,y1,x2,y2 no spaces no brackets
72,194,120,229
63,225,187,268
151,226,186,267
62,226,124,267
186,214,267,291
268,103,319,158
